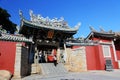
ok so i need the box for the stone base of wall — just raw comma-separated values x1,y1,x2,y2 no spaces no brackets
64,63,71,72
0,70,12,80
12,71,21,79
31,64,41,74
64,47,87,72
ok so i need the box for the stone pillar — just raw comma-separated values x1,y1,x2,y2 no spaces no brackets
57,47,60,63
31,46,40,74
65,48,71,64
118,61,120,69
34,47,39,64
64,43,67,63
14,43,22,78
112,41,117,62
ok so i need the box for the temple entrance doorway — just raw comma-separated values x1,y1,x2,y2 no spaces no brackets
37,45,57,63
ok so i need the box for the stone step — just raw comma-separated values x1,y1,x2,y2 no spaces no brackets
39,63,67,75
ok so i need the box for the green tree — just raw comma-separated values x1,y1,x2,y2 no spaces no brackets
0,7,17,34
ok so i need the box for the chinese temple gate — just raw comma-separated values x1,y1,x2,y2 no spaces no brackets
19,10,80,64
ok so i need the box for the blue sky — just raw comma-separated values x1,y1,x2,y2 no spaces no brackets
0,0,120,38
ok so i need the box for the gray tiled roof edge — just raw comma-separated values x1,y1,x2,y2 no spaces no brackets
0,33,33,43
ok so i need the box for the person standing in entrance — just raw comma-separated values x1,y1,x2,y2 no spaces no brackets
53,55,57,66
38,51,42,63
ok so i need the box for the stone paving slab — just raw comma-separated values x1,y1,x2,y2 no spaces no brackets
14,70,120,80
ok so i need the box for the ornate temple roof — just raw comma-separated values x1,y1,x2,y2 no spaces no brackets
86,26,115,39
19,10,80,34
0,33,32,42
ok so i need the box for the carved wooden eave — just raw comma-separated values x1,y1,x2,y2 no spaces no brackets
36,40,59,47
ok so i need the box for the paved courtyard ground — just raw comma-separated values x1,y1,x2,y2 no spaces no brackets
16,69,120,80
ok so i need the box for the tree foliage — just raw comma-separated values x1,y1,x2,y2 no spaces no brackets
0,7,17,34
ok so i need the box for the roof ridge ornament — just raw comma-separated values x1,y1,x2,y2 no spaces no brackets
19,10,24,20
28,10,72,28
108,30,113,33
99,26,114,34
99,26,105,32
74,22,81,29
89,26,96,32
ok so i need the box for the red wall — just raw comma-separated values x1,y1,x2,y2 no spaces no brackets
0,41,16,74
92,37,112,42
86,45,105,70
115,44,120,60
116,50,120,60
91,37,119,69
85,46,97,70
72,46,81,49
95,45,105,70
